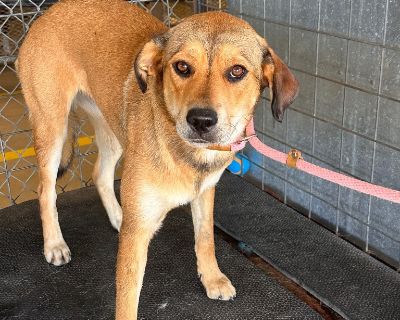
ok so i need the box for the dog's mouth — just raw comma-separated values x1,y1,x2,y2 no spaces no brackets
176,126,218,148
186,138,213,148
180,128,240,149
190,138,210,144
176,121,241,149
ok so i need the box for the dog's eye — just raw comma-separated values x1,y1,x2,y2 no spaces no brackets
227,65,248,82
174,61,191,78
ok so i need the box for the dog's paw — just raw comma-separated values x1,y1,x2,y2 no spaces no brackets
44,241,71,266
200,273,236,301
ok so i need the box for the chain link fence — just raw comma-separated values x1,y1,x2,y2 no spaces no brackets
194,0,226,12
0,0,225,208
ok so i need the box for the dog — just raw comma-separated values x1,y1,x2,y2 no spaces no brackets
17,0,298,318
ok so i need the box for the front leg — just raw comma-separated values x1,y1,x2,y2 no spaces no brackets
191,187,236,300
116,219,153,320
116,180,167,320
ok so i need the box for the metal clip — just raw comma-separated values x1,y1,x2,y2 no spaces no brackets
286,149,302,168
241,134,257,142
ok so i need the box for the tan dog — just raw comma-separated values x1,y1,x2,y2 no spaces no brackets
17,0,298,318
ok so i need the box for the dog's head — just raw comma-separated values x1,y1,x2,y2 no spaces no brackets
135,12,298,148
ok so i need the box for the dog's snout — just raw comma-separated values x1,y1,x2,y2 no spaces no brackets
186,108,218,134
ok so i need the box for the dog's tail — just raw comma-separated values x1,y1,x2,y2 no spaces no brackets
57,112,79,179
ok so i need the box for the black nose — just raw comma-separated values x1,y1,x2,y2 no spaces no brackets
186,108,218,135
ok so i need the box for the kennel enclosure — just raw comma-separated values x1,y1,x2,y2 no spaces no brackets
0,1,399,319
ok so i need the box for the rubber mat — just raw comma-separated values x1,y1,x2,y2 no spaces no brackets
215,172,400,320
0,183,321,319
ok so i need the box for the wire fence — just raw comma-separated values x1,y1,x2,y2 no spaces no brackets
194,0,226,12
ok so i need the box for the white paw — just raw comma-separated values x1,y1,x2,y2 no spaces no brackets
44,240,71,266
200,273,236,301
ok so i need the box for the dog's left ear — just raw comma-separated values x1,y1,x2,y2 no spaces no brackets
134,36,165,93
259,40,299,122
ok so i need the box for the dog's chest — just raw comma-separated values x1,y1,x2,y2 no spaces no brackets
197,169,225,194
166,168,225,206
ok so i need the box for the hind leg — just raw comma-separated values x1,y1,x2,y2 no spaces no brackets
18,30,84,265
89,106,123,231
31,106,72,266
93,132,123,231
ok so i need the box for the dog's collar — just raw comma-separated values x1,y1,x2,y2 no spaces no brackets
207,118,256,152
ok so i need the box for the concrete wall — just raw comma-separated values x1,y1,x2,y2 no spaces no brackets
229,0,400,269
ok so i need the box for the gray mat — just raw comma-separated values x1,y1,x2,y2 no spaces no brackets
215,172,400,320
0,183,321,319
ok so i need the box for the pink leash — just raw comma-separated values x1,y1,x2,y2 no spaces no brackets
233,118,400,205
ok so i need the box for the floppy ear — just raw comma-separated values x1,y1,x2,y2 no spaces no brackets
134,38,164,93
262,48,299,122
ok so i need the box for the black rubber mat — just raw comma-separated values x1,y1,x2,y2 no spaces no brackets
0,183,321,319
215,172,400,320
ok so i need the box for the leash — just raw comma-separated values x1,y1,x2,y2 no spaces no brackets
210,118,400,204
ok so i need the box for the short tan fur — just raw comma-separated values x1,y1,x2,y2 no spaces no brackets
17,1,298,319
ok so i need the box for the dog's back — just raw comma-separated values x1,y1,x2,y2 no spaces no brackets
18,0,166,134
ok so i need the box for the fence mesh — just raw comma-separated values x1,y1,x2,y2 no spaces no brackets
194,0,226,12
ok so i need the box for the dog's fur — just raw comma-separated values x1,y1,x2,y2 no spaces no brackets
17,0,298,319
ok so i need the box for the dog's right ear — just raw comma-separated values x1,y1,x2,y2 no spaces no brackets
134,36,165,93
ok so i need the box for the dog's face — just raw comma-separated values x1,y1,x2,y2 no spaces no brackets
135,12,298,148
